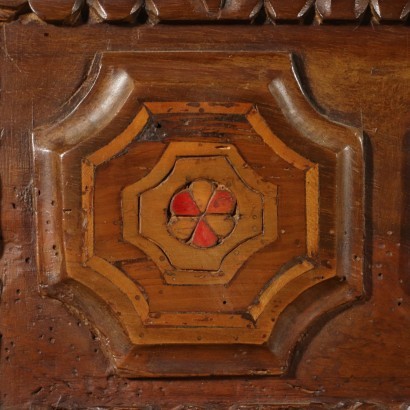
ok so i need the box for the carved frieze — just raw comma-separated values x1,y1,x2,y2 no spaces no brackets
1,0,408,23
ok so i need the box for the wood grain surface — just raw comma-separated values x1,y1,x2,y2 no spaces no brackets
0,22,409,409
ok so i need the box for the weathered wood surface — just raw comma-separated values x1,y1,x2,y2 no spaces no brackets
0,22,409,409
0,0,409,23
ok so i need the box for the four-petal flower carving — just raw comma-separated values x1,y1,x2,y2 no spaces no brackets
168,179,237,248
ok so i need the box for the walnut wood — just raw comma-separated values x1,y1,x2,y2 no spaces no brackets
370,0,409,21
28,0,84,24
0,23,408,409
87,0,143,22
315,0,369,21
0,0,408,23
145,0,263,22
0,0,27,21
265,0,315,22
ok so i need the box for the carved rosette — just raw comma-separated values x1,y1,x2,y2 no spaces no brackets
33,51,366,377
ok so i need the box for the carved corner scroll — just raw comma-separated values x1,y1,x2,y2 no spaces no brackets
33,51,366,377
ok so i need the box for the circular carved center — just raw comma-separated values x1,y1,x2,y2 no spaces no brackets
168,179,237,248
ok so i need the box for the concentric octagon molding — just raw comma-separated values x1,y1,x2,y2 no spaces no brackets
120,141,279,285
32,51,366,377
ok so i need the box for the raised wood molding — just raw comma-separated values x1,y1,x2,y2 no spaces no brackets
32,50,366,377
1,0,408,23
120,138,279,286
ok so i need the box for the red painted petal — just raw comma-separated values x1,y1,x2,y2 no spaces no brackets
171,191,200,216
192,220,218,248
207,190,236,214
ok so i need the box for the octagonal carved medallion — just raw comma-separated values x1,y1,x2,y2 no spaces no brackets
121,142,278,284
33,51,366,377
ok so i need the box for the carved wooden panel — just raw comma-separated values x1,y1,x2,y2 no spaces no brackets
32,51,365,377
